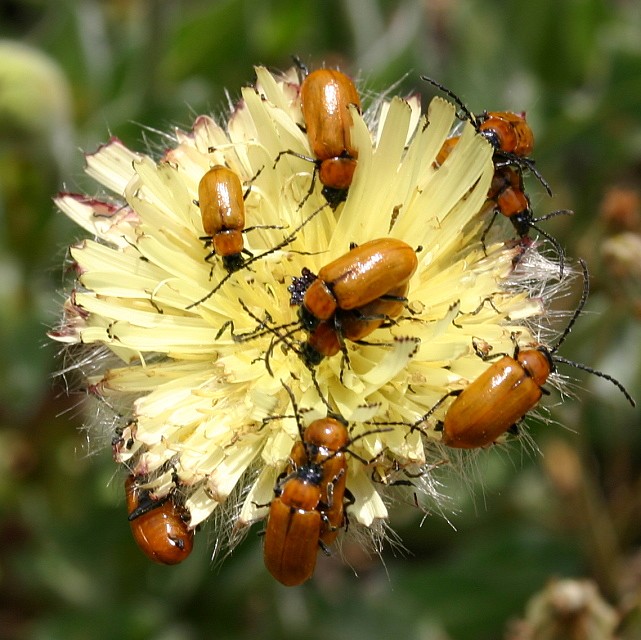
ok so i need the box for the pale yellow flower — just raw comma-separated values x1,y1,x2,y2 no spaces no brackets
51,66,559,556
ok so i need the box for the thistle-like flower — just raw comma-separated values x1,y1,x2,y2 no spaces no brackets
50,66,562,565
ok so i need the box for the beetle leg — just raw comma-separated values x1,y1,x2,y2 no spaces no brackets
318,537,332,556
243,224,285,234
241,164,265,201
472,336,510,361
480,210,499,254
333,318,351,384
272,149,319,210
377,293,408,303
128,488,170,521
343,447,387,467
507,423,520,436
343,487,355,510
410,389,462,436
452,295,501,328
321,468,347,512
372,466,414,487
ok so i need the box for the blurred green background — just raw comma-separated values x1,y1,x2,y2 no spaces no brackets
2,1,641,638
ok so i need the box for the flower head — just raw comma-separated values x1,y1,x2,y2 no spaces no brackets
51,66,561,560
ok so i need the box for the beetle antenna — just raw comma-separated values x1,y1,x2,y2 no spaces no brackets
363,392,456,435
234,298,299,342
291,54,309,79
552,356,636,407
528,222,567,280
551,258,589,353
532,209,573,224
547,259,636,406
236,299,302,376
281,382,306,441
343,426,394,457
525,159,553,196
317,426,395,466
420,76,477,126
242,308,305,373
239,301,332,412
265,325,306,376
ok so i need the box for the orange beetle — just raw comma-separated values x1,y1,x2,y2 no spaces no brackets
288,239,417,368
477,111,534,158
230,240,416,371
125,475,194,565
263,387,390,585
440,348,553,448
424,260,635,449
434,135,460,167
485,166,568,240
298,282,410,367
186,199,327,310
301,69,361,195
435,138,569,276
291,238,418,332
263,438,349,585
299,321,343,366
484,166,571,277
421,76,550,195
275,63,361,208
289,417,352,546
197,165,248,273
263,414,350,585
263,463,326,586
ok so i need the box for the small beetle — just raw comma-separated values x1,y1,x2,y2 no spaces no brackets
263,415,350,585
197,165,248,273
289,239,417,368
440,348,554,448
299,321,342,366
275,63,361,208
483,165,571,277
435,138,570,277
301,69,361,197
262,386,391,585
225,240,416,374
422,76,551,195
292,238,418,332
125,475,194,565
263,463,327,586
287,416,352,546
298,282,410,366
419,260,635,448
477,110,534,158
433,135,461,167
